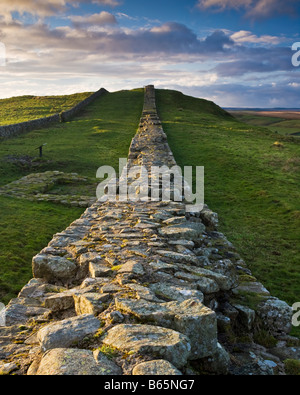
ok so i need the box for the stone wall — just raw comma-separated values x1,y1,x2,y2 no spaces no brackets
60,88,108,122
0,88,108,139
0,86,298,376
0,114,60,138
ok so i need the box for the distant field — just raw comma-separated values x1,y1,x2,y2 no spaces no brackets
229,110,300,136
0,93,93,126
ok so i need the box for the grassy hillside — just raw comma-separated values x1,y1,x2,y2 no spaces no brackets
0,93,93,126
229,111,300,137
0,89,144,303
0,89,144,185
156,89,300,330
0,87,299,341
0,197,83,302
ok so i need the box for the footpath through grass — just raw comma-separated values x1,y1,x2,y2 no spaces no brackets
156,89,300,337
0,89,144,303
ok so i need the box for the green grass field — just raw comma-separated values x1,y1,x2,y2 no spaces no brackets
0,93,93,126
0,197,83,302
0,88,299,340
230,111,300,137
0,89,144,303
156,90,300,331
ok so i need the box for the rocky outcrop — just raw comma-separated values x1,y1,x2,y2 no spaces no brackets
0,171,96,207
0,85,298,376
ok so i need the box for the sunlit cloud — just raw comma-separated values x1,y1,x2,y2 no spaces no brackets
0,1,298,108
70,12,118,28
0,0,121,20
230,30,285,45
196,0,298,18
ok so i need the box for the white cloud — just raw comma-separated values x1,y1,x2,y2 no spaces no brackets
0,17,291,80
230,30,284,45
0,11,297,107
154,72,218,88
196,0,298,18
197,0,252,11
0,0,120,20
70,12,117,27
288,82,300,88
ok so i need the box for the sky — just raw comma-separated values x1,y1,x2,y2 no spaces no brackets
0,0,299,107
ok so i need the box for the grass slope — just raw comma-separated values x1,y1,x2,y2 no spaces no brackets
0,89,144,185
0,89,144,303
0,197,83,303
0,93,93,126
230,111,300,137
156,89,300,336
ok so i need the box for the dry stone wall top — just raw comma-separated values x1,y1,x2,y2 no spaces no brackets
0,85,297,376
0,88,108,138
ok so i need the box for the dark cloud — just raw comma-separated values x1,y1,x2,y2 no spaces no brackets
213,46,293,76
196,0,298,19
203,30,234,51
1,14,298,107
171,80,300,108
0,17,293,73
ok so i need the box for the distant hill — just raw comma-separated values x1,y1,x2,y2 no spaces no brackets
157,89,234,120
224,107,300,112
0,92,93,126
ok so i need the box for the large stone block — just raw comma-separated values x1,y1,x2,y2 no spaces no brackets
32,254,77,282
37,314,100,351
4,298,51,326
73,292,110,315
35,348,122,375
103,324,191,368
44,291,75,312
257,297,293,335
132,360,182,375
115,297,217,359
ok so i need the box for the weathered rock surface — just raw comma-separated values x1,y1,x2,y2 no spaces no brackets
32,254,77,282
35,348,122,375
149,282,204,303
132,359,182,375
0,171,96,207
0,85,296,376
257,297,293,335
74,293,110,315
5,298,51,326
103,324,191,368
115,297,217,359
37,314,100,351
